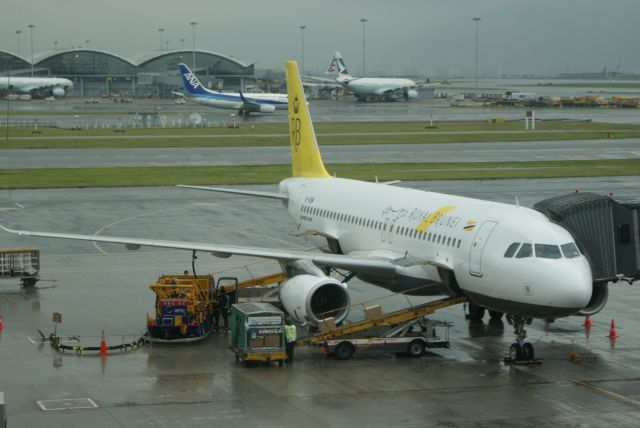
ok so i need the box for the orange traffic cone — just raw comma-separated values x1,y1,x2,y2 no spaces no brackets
0,315,4,331
99,331,108,355
583,315,592,329
607,319,618,339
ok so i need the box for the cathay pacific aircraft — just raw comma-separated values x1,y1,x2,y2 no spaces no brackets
176,63,287,116
326,52,423,102
0,76,73,98
1,61,598,361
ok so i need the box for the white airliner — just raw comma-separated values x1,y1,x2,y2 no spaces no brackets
176,63,287,116
1,61,598,361
326,51,424,102
0,76,73,98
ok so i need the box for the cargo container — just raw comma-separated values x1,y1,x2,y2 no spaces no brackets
229,302,287,365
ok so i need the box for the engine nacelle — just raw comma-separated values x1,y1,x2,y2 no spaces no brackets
258,104,276,113
576,283,608,316
51,87,65,98
279,274,350,325
407,89,418,99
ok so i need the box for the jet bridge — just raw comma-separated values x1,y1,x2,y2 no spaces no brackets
534,192,640,285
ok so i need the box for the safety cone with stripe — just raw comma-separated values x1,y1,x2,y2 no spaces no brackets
583,315,592,329
99,331,108,355
607,319,619,339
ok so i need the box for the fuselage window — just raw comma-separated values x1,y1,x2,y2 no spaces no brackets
447,237,451,246
561,242,581,259
457,239,461,248
427,233,432,242
436,235,441,244
515,243,533,258
504,243,520,257
535,244,562,259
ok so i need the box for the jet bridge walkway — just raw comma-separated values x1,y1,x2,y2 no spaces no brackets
296,296,467,347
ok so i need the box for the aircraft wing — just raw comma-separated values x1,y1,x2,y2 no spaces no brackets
0,224,397,276
177,184,288,200
238,91,273,112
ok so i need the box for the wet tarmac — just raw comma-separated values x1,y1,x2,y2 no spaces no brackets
1,138,638,169
1,177,639,427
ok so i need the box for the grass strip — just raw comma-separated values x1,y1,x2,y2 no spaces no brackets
0,159,638,189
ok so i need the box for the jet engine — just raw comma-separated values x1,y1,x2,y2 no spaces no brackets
279,274,350,325
51,87,65,98
576,283,608,316
258,104,276,113
407,89,418,99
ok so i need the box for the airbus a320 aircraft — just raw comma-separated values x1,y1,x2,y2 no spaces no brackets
0,76,73,98
326,52,429,102
1,61,597,361
176,63,287,116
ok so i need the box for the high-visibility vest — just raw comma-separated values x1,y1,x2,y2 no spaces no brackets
284,324,297,342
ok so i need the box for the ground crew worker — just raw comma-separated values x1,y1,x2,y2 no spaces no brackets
284,319,297,363
219,286,230,332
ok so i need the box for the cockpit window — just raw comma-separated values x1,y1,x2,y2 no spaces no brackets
561,243,581,258
535,244,562,259
515,243,532,258
504,243,521,258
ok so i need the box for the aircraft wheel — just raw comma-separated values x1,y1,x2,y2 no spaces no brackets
509,343,522,360
468,303,485,321
522,343,535,360
407,340,425,357
334,341,355,360
489,310,503,320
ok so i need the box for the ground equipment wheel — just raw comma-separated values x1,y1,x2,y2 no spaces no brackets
334,341,355,360
489,310,503,320
407,339,425,357
509,343,522,360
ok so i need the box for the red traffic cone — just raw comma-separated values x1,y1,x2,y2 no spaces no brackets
583,315,592,329
99,331,108,355
607,319,618,339
0,315,4,331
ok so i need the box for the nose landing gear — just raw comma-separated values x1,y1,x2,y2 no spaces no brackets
505,315,541,364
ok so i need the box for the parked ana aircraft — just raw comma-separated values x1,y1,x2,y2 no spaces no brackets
0,76,73,98
176,63,287,116
326,52,426,102
1,61,599,361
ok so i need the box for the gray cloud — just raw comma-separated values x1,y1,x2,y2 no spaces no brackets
2,0,638,76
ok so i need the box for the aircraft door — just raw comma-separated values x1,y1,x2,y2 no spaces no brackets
468,220,498,277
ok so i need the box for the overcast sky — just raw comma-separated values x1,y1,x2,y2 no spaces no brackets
2,0,639,77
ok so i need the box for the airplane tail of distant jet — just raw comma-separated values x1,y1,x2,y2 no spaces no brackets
178,63,210,96
285,60,331,178
326,52,352,79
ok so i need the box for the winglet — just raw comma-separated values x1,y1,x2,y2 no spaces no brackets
285,61,330,178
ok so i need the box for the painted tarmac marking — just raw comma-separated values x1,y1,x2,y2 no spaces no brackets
537,366,640,408
37,398,99,411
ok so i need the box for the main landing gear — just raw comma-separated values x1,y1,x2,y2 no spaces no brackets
505,315,540,364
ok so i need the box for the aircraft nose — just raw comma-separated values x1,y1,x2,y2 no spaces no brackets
552,260,592,309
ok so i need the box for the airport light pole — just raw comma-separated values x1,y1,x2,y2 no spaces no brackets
180,38,185,49
15,30,22,55
473,17,481,90
158,28,165,51
28,24,35,76
165,41,169,51
300,25,306,74
360,18,367,75
85,40,90,49
190,22,198,68
53,40,57,52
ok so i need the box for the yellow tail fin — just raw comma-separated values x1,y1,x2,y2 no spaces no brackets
285,61,331,178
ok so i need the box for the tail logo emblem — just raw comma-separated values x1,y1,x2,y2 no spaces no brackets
184,72,200,89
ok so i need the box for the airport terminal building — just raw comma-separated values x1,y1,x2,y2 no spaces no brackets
0,49,255,98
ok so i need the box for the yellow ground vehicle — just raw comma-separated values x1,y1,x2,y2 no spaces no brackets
146,275,216,342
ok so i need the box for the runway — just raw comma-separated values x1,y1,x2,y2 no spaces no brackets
1,138,638,169
1,176,639,427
